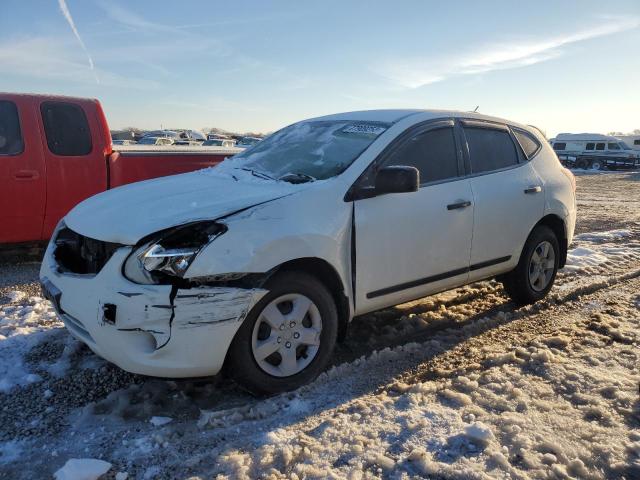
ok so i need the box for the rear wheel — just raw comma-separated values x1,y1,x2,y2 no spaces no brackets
227,271,338,395
501,225,560,305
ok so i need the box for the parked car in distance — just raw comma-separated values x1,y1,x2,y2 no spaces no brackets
112,139,137,146
236,136,262,147
0,92,240,245
138,136,175,146
550,133,640,170
203,138,237,147
40,109,576,394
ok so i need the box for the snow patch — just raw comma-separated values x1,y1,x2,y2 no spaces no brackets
54,458,111,480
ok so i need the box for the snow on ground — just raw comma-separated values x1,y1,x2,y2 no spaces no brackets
0,172,639,478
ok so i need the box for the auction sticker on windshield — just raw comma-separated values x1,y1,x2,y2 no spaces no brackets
341,124,387,136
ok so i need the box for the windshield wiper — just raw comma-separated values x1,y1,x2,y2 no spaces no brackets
237,167,275,181
279,172,316,184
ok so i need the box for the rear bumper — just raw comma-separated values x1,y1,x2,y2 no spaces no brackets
40,243,266,378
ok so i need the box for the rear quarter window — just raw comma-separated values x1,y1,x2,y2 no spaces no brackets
465,127,519,174
513,129,541,159
41,101,92,156
0,101,24,155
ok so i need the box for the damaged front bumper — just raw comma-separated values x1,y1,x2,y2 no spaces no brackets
40,247,266,378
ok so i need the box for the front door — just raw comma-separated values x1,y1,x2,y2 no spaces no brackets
354,121,474,314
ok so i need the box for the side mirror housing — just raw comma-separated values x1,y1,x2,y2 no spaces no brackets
375,166,420,195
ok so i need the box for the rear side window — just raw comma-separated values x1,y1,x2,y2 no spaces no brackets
384,127,459,184
465,127,519,174
553,143,566,151
586,143,595,150
0,101,24,155
41,101,92,156
513,129,541,159
595,143,605,151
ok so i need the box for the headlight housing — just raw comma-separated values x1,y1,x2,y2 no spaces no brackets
123,221,226,284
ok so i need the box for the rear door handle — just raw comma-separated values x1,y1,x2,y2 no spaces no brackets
524,186,542,194
14,170,39,180
447,200,472,210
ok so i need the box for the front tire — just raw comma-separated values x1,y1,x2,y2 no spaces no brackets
226,271,338,395
501,225,560,305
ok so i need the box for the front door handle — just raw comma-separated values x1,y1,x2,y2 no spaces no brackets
524,185,542,194
447,200,472,210
14,170,39,180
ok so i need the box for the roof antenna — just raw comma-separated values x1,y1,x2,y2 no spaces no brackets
473,105,479,112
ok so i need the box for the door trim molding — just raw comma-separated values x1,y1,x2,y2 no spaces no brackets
366,255,511,299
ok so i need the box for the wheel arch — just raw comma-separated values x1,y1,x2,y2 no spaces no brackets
533,214,568,268
271,257,351,341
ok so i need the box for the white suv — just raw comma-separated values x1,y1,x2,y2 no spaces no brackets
40,110,577,394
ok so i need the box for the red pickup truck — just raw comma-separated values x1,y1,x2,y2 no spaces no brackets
0,93,239,245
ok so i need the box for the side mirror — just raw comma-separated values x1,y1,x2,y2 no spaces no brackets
375,166,420,195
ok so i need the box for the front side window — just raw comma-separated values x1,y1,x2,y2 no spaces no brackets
383,127,458,184
220,120,389,181
465,127,519,174
607,143,621,150
0,101,24,155
595,143,605,151
586,143,595,150
41,101,92,156
513,129,541,159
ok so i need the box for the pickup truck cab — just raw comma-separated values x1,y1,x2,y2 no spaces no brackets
0,93,241,245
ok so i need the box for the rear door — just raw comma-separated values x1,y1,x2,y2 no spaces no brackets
38,100,108,238
0,96,46,243
460,120,545,280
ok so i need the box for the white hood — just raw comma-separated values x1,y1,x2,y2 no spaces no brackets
64,169,307,244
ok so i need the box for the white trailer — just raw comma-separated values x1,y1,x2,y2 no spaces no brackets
549,133,640,170
615,134,640,151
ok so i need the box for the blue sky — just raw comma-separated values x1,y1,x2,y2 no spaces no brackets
1,0,638,136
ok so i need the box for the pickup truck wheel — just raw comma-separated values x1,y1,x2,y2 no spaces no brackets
501,225,559,305
227,271,338,396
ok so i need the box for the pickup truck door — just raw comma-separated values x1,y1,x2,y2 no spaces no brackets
38,100,108,239
0,96,46,243
353,121,474,314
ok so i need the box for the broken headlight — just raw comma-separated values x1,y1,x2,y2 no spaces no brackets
123,221,226,284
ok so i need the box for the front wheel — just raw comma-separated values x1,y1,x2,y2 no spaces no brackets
501,225,560,305
226,271,338,395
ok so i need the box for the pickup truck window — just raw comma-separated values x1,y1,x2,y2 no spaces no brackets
41,101,92,156
0,100,24,155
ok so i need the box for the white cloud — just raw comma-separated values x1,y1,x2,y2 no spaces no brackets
57,0,98,83
379,17,640,88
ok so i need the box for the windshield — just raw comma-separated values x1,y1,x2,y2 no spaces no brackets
620,141,632,150
222,120,389,180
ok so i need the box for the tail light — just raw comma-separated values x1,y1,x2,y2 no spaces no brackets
561,167,576,192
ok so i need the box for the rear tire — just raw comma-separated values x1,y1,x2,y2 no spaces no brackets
501,225,560,305
226,271,338,396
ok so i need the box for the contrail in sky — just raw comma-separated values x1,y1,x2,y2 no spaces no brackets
58,0,99,83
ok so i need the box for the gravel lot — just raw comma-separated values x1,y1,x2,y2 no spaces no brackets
0,170,638,479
